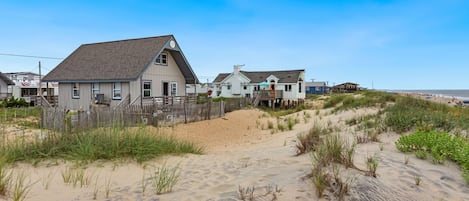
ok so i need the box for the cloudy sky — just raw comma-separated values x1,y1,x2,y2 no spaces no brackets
1,0,468,89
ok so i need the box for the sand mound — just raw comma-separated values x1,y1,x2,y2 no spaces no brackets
2,107,469,201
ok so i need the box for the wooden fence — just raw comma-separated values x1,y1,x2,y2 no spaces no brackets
41,97,250,132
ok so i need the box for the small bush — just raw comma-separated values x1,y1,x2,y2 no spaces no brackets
396,131,469,184
0,96,29,108
267,121,274,129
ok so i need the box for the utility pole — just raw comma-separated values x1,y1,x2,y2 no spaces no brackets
38,61,43,106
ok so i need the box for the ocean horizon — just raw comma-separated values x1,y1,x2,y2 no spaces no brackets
382,89,469,100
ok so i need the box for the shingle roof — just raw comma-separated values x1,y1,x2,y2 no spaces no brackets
42,35,198,84
213,73,230,83
213,70,304,83
0,72,14,85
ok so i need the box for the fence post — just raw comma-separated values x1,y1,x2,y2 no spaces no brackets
207,98,212,120
184,97,187,124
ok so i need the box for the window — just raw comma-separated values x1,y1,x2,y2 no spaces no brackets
227,85,231,90
299,82,302,93
91,83,100,97
113,82,121,100
72,83,80,99
155,53,168,65
170,82,177,96
143,81,152,97
284,85,292,92
243,86,247,90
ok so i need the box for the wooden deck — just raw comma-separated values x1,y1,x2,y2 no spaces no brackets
253,90,283,100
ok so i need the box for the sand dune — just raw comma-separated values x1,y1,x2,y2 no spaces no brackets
2,108,469,201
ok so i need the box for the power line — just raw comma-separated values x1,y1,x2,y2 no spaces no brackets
0,53,64,60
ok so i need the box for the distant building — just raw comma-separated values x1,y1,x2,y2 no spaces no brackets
212,66,305,102
185,83,211,96
3,72,58,103
0,72,15,100
306,81,327,94
332,82,359,93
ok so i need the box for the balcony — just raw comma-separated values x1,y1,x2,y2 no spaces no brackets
253,90,283,100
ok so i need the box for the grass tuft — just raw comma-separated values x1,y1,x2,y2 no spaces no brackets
0,127,203,164
151,163,180,195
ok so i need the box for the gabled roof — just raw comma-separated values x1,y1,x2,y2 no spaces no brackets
0,72,15,85
213,69,304,83
42,35,198,84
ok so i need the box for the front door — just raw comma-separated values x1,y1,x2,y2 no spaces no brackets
163,82,169,96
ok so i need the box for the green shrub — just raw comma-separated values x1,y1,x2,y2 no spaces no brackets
0,97,29,108
396,131,469,184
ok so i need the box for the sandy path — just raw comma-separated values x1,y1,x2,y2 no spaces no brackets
2,108,469,201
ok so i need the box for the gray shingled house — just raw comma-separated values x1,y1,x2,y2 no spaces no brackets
212,66,305,106
42,35,199,110
0,72,15,100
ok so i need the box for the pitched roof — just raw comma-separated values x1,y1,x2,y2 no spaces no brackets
0,72,15,85
42,35,198,84
213,70,304,83
213,73,230,83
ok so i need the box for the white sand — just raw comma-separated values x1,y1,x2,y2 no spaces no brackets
1,107,469,201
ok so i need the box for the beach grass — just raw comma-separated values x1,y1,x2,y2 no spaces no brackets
323,91,397,112
0,126,203,164
385,96,469,133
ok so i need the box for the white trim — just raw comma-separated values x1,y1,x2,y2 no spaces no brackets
72,83,80,99
143,80,152,97
113,82,122,100
170,82,177,96
155,52,168,65
91,83,100,97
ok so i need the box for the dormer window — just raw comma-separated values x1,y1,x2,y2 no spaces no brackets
155,53,168,65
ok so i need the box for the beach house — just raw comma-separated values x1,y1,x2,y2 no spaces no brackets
0,72,14,100
42,35,199,110
4,72,59,105
306,81,327,94
212,66,305,106
332,82,359,93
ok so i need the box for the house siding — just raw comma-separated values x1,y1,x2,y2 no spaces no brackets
58,82,130,110
142,51,186,97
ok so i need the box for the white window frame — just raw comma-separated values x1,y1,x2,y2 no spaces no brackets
155,52,168,65
72,83,80,99
170,82,177,96
91,83,100,97
113,82,122,100
143,81,152,97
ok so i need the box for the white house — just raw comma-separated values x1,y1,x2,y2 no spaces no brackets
42,35,199,110
4,72,59,103
212,66,305,103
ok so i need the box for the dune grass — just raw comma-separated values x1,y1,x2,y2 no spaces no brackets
0,107,41,128
0,127,203,164
322,91,469,133
323,91,397,112
385,96,469,133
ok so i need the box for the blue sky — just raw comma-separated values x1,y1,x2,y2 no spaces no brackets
1,0,468,89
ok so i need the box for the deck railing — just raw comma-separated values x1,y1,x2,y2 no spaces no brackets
253,90,283,100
